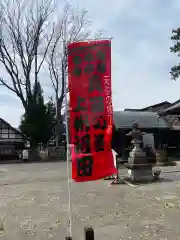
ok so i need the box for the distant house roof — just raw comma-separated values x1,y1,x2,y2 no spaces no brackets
124,108,140,112
125,101,171,112
0,118,25,137
113,111,170,129
160,100,180,115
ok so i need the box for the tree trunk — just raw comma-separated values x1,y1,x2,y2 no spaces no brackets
56,92,60,146
55,60,65,146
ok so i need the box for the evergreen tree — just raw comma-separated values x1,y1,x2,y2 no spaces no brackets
19,82,55,148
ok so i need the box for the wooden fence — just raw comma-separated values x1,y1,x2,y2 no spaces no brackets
65,227,94,240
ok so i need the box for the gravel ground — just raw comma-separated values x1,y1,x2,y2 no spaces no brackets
1,162,180,239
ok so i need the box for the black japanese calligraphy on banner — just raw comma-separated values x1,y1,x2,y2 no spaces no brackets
89,75,103,93
68,40,117,182
74,133,91,154
92,115,107,130
71,45,106,77
72,52,83,77
77,156,93,176
94,133,105,152
73,114,90,132
73,97,87,112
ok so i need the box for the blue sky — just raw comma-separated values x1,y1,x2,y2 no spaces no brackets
1,0,180,127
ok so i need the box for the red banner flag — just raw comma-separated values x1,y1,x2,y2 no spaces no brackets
68,40,117,182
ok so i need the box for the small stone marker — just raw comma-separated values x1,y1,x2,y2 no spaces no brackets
84,227,94,240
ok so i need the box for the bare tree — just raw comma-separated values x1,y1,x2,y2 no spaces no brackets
0,0,55,111
47,2,102,145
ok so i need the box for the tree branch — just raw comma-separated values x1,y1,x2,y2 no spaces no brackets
47,1,103,119
0,0,54,109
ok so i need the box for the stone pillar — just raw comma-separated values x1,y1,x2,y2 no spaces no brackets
156,149,168,166
125,140,155,182
128,140,147,165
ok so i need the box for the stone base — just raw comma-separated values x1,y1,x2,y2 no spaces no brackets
156,161,176,166
104,176,115,180
111,177,125,185
127,167,154,182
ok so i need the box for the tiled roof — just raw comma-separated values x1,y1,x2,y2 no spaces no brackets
113,111,170,129
161,101,180,115
0,118,25,137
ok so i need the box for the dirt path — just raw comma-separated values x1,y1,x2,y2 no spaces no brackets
0,163,180,239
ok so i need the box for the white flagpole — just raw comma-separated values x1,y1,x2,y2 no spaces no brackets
63,36,113,237
63,20,72,237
